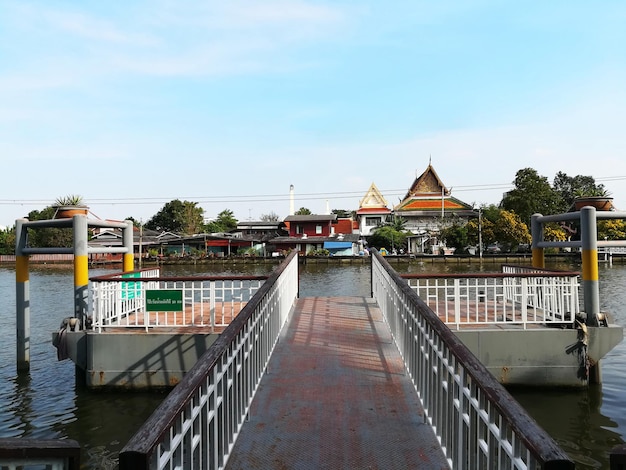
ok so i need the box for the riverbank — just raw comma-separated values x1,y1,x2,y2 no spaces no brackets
3,252,625,266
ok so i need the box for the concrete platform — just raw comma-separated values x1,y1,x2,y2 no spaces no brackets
225,296,449,470
56,295,621,389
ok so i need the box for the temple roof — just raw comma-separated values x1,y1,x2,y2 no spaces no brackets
403,164,449,200
394,164,474,214
358,182,389,210
394,196,473,213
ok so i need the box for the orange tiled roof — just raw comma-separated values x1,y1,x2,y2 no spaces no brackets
396,198,470,211
356,207,391,214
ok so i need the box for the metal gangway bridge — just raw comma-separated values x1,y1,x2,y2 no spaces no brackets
112,251,573,470
9,206,626,469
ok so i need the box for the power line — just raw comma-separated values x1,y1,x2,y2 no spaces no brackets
1,176,625,207
0,184,516,206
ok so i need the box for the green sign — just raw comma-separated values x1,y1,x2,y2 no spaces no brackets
121,272,141,300
146,290,183,312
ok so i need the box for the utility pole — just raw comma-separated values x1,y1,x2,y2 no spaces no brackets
478,208,483,259
138,220,143,269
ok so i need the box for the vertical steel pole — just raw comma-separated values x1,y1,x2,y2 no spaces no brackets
531,214,544,268
580,206,600,326
123,220,134,272
15,218,30,372
478,208,483,259
73,215,89,327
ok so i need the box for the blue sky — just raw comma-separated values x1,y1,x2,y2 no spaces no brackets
2,1,626,227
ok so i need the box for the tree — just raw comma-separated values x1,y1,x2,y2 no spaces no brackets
385,215,407,232
205,209,238,233
440,223,469,253
145,199,205,235
332,209,355,219
182,201,205,235
367,226,407,252
493,210,531,250
260,211,280,222
501,168,559,225
466,204,498,247
294,207,311,215
25,206,74,247
552,172,604,213
125,216,141,228
543,223,567,242
0,225,15,255
598,220,626,240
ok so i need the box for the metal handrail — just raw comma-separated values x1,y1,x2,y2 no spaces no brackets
118,251,298,469
372,251,574,469
89,268,270,333
403,266,580,329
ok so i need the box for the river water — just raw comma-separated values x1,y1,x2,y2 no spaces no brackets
0,259,624,469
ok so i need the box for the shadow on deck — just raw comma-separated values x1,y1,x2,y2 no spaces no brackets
224,297,449,470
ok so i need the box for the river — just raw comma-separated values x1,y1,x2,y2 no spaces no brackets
0,259,624,469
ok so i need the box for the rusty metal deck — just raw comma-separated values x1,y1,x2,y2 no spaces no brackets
99,302,242,334
225,296,449,470
101,299,549,336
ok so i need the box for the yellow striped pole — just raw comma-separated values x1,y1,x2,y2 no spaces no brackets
73,215,89,326
123,220,134,272
530,214,545,268
580,207,600,326
15,219,30,371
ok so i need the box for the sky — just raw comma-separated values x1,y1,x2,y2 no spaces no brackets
2,1,626,228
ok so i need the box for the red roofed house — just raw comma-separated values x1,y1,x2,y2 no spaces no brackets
394,164,476,254
272,214,362,255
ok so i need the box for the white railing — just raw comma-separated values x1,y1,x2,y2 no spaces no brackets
90,268,159,331
90,269,266,333
372,253,574,470
502,264,580,322
119,252,299,470
405,268,579,330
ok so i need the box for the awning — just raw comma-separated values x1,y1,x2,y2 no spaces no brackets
323,241,352,249
206,240,252,247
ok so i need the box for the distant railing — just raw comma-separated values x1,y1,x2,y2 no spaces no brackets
0,253,75,263
372,252,574,469
118,251,299,470
0,438,80,470
403,265,580,330
501,264,580,322
89,268,267,333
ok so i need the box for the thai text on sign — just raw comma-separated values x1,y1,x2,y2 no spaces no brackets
146,290,183,312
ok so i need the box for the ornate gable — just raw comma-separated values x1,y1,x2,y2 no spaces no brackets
404,164,449,199
359,183,389,209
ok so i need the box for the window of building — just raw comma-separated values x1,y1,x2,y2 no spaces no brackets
296,225,303,234
316,225,322,234
365,217,380,227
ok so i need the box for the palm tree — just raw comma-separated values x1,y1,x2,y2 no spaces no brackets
385,215,407,232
